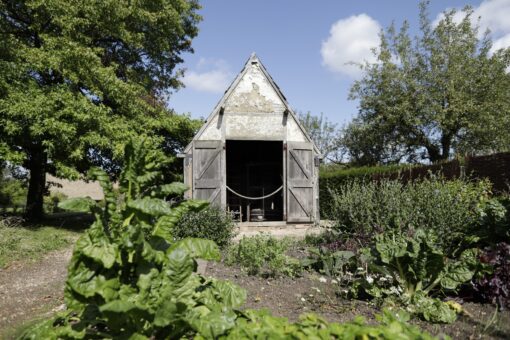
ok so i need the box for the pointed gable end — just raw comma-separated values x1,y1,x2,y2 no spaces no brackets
188,53,320,155
223,55,286,114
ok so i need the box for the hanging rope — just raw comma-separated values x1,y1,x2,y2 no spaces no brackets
226,185,283,200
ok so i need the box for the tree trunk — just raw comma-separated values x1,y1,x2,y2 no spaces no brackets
25,147,47,221
425,144,442,163
440,133,452,161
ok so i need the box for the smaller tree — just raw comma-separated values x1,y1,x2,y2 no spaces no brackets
347,1,510,164
298,111,345,163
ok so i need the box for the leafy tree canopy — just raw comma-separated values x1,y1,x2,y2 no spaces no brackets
298,111,345,163
346,1,510,165
0,0,202,219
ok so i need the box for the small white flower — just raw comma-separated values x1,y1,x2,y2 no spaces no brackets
319,277,327,283
331,279,338,284
366,276,374,284
389,286,401,296
311,287,321,293
357,267,364,271
301,297,306,302
379,277,387,282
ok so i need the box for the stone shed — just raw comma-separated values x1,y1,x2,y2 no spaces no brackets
181,53,321,224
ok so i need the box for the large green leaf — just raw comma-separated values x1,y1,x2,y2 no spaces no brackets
209,280,247,308
66,261,120,302
375,233,408,264
127,197,173,216
165,247,194,289
88,167,118,222
99,300,137,313
440,262,475,290
154,182,188,197
153,300,187,327
188,308,237,339
75,224,118,268
169,238,221,261
152,215,177,241
58,197,98,213
414,295,457,324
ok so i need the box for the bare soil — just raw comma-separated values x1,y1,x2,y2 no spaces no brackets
0,247,72,338
206,259,510,340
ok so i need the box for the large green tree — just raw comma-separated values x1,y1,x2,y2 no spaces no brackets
0,0,201,219
347,2,510,165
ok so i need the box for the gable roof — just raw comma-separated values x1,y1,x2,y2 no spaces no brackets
184,53,321,155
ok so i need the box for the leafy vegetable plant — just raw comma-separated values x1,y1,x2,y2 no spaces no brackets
475,197,510,245
473,242,510,310
226,234,302,277
352,229,478,323
214,308,436,340
301,246,355,277
21,139,246,339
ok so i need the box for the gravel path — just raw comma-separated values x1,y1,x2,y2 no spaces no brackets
0,246,73,337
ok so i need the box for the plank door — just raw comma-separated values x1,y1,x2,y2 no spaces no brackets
192,140,223,206
286,142,314,222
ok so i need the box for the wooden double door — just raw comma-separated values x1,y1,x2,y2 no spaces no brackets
191,140,315,223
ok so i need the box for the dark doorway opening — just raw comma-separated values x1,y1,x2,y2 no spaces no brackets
226,140,283,222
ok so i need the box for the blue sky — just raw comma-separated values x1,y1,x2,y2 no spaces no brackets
168,0,510,126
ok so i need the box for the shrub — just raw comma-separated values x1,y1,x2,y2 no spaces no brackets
226,234,301,277
0,178,26,207
319,164,409,217
43,192,68,214
328,177,491,254
175,207,236,248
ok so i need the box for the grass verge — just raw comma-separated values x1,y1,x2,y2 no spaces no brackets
0,213,89,268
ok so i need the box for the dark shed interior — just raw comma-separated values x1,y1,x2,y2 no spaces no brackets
226,140,283,222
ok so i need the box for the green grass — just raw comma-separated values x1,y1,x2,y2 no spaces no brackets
2,310,53,340
0,214,89,268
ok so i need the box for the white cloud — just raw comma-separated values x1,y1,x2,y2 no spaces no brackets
493,33,510,51
321,14,381,78
433,0,510,52
473,0,510,35
182,58,233,93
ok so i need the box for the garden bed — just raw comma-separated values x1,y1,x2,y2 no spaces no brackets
206,259,510,340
